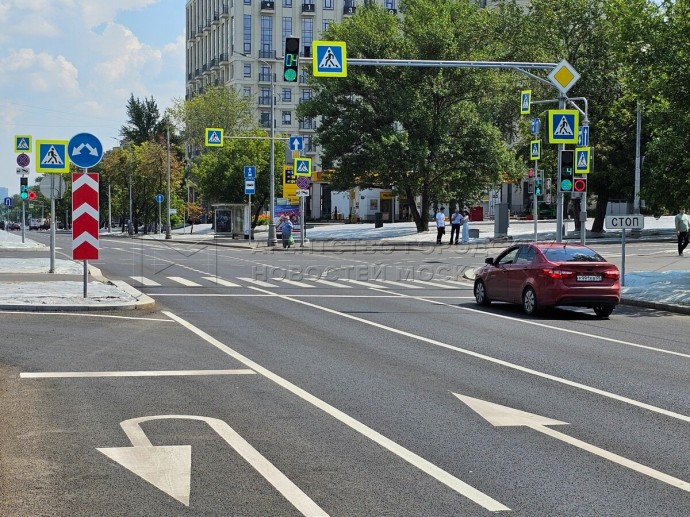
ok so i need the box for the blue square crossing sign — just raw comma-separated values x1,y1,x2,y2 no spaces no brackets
313,41,347,77
548,110,579,144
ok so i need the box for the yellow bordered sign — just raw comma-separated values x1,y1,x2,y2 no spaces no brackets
35,140,70,173
313,41,347,77
15,135,32,153
548,109,579,144
294,157,312,177
575,147,591,174
520,90,531,115
205,128,224,147
530,139,541,161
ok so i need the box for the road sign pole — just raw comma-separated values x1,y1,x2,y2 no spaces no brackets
533,159,538,242
50,195,56,273
248,194,252,247
556,94,567,243
300,196,305,247
21,200,25,244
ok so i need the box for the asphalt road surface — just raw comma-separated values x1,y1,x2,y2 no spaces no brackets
1,233,689,516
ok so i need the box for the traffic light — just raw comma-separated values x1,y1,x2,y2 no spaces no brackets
283,37,300,82
535,177,543,197
573,177,587,193
20,177,29,200
28,191,37,200
560,149,574,192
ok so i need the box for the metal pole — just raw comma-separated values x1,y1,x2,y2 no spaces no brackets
248,194,252,246
21,200,25,243
634,100,641,214
268,63,277,246
533,162,538,242
300,195,305,247
128,149,133,235
621,229,626,287
556,93,567,242
50,197,56,273
108,182,112,233
165,126,172,240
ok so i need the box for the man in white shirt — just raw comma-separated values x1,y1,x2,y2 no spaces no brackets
436,207,446,244
675,208,689,256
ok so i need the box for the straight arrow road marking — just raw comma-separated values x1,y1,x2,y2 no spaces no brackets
453,393,690,494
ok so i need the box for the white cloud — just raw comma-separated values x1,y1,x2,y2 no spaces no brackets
0,49,81,96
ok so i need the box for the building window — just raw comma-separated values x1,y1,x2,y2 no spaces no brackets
323,19,332,31
283,0,292,6
259,64,272,82
244,63,252,78
323,0,334,9
244,0,251,4
282,88,292,102
303,136,313,152
282,17,292,44
282,111,292,125
385,0,396,8
243,15,251,54
260,87,271,105
301,18,313,55
260,16,273,58
300,89,312,102
260,111,271,128
243,87,252,97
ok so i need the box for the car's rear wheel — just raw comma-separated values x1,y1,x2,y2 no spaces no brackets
474,280,491,306
522,286,538,315
593,305,614,318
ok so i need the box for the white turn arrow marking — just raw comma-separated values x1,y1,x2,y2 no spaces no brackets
453,393,690,493
98,415,328,515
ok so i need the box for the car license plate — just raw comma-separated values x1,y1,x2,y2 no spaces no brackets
577,274,602,282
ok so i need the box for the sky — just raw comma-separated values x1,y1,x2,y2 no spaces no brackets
0,0,186,196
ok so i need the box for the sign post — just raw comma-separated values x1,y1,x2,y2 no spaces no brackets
605,215,644,286
69,132,103,297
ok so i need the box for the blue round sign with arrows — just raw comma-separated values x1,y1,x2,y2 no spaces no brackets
68,132,103,169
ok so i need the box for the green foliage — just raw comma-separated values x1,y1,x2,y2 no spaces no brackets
120,94,167,144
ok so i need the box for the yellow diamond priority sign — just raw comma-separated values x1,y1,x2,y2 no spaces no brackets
548,59,580,94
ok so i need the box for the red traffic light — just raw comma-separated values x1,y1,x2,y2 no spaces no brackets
528,168,534,178
28,191,37,200
573,178,587,192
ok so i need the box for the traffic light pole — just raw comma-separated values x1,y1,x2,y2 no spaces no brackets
21,200,26,244
556,94,566,243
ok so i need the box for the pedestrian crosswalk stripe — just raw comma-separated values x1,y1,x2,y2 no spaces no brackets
406,279,456,289
238,277,276,288
341,279,389,289
130,276,161,286
168,276,202,287
308,278,351,288
202,277,240,287
554,116,574,136
371,279,423,289
273,278,315,288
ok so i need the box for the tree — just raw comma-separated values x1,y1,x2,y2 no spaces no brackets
120,94,167,145
299,0,519,231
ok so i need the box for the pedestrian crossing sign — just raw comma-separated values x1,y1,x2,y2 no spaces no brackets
205,128,224,147
15,135,32,153
35,140,70,173
548,109,579,144
294,157,312,177
313,41,347,77
530,139,541,161
520,90,531,115
575,147,591,174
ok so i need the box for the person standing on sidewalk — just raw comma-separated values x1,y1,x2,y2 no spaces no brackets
461,210,471,244
450,208,462,244
435,207,446,244
675,208,689,256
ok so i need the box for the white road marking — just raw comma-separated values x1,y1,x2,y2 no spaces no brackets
308,278,352,288
238,277,277,288
168,276,202,287
233,288,690,425
371,279,423,289
341,279,388,289
202,276,240,287
272,278,315,288
21,369,255,379
405,278,456,289
130,276,161,286
163,311,510,512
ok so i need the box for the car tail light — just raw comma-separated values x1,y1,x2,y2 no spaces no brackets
602,269,620,279
542,268,576,279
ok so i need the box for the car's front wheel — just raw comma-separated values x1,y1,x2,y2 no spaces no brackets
474,280,491,306
593,305,614,318
522,286,538,315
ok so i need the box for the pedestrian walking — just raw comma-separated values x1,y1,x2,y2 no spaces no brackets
450,208,462,244
675,207,689,256
435,207,446,244
461,210,470,244
278,214,294,248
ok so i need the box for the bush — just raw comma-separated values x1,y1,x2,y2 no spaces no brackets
256,214,270,226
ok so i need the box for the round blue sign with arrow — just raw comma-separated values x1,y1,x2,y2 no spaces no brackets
68,132,103,169
155,194,164,203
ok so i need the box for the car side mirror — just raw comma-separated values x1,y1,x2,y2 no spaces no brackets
485,257,494,265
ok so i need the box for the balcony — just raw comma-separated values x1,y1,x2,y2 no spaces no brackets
210,58,218,69
202,64,209,74
202,21,211,33
218,53,229,64
302,3,316,14
261,1,275,10
259,49,275,59
212,11,220,25
196,26,203,39
259,117,271,128
188,29,196,41
187,72,193,81
258,96,272,106
258,73,272,83
299,119,316,130
194,68,200,77
220,3,229,18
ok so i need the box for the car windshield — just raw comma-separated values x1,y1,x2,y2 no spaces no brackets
541,246,606,262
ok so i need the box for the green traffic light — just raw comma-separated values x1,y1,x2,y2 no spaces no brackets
283,69,297,82
20,193,28,200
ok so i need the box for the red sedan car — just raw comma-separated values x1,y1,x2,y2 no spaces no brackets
474,242,620,317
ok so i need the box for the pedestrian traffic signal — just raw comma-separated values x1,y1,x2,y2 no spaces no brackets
535,177,543,197
283,37,300,82
20,177,29,200
560,149,574,192
28,191,37,200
